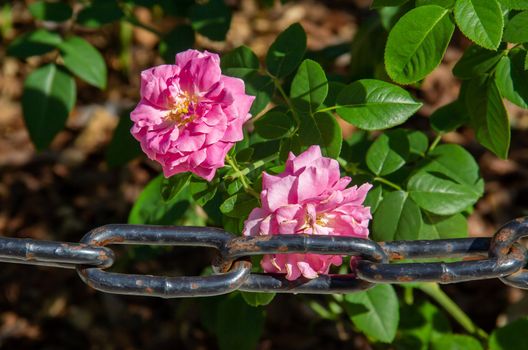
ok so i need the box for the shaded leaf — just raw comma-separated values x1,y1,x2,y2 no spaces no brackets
266,23,307,78
29,1,72,22
465,76,510,159
189,0,231,41
489,317,528,350
495,50,528,108
106,112,142,167
77,2,124,28
254,109,294,140
159,25,195,62
22,64,75,150
7,29,62,58
298,112,342,158
453,44,506,79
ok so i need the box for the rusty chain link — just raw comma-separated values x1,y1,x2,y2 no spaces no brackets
1,217,528,298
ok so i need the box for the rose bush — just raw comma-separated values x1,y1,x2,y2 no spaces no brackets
130,50,254,181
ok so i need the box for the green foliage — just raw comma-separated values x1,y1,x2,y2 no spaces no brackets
373,190,422,240
266,23,307,78
59,36,107,89
29,1,72,22
489,317,528,349
106,112,142,167
344,284,400,343
454,0,503,50
290,59,328,114
189,0,232,42
366,130,409,176
7,29,62,58
22,64,75,150
336,79,422,130
385,5,454,84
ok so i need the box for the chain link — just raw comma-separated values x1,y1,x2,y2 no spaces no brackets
1,217,527,298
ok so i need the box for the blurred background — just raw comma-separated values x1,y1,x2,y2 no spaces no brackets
1,0,528,349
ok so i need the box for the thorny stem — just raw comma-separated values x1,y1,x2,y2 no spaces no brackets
225,155,260,198
417,283,489,339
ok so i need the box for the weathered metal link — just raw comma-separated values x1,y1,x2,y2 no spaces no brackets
357,243,527,284
78,260,252,298
76,224,247,297
240,273,374,294
217,235,388,273
489,217,528,288
0,236,114,269
1,218,528,297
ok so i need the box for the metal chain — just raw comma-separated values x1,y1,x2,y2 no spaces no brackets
1,217,528,298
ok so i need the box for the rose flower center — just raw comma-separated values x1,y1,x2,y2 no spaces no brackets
165,93,198,128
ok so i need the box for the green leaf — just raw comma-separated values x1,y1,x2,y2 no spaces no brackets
371,0,410,8
220,193,259,219
408,172,481,215
495,50,528,108
385,5,455,84
189,0,232,42
221,45,259,70
395,300,451,350
453,44,506,79
29,1,72,22
76,2,124,28
344,285,399,343
503,11,528,43
241,292,276,307
266,23,307,78
489,317,528,350
189,177,218,206
498,0,528,10
59,36,107,89
416,0,455,8
420,144,484,196
216,294,265,350
298,112,342,158
160,173,192,202
254,109,294,140
430,100,469,133
336,79,422,130
420,212,468,239
7,29,62,58
106,112,142,167
373,191,422,241
432,335,483,350
367,130,410,176
364,185,383,213
290,59,328,113
159,25,195,63
22,64,75,150
454,0,503,50
350,17,387,80
128,175,190,225
406,130,429,160
465,76,510,159
322,81,346,108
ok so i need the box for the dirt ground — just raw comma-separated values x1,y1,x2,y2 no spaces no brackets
1,0,528,349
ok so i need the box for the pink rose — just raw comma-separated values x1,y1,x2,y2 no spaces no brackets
243,145,372,280
130,49,255,181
